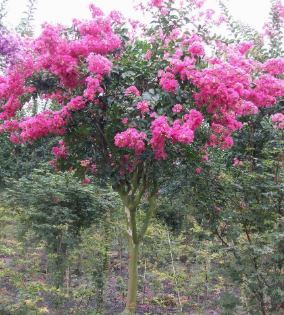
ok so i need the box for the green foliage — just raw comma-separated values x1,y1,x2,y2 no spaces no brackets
2,168,108,246
268,0,284,57
16,0,38,37
219,292,240,315
1,167,118,296
188,140,284,314
0,0,9,28
0,167,121,314
0,134,57,188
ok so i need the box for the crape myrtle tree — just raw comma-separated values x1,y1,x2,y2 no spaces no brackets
1,0,284,313
1,167,117,313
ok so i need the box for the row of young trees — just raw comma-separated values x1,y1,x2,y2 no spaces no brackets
0,0,283,314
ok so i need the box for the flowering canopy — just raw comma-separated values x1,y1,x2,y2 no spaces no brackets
0,0,283,184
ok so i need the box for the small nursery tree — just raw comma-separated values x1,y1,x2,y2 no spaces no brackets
2,168,112,289
1,167,117,313
1,0,284,313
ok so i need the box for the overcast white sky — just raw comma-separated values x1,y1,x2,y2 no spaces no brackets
5,0,271,35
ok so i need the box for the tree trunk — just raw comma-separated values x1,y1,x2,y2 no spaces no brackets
116,176,158,314
103,208,111,274
126,240,139,313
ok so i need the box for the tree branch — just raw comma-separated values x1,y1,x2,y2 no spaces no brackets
138,178,158,243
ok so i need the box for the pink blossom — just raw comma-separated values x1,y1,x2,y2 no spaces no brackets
122,117,128,124
159,72,178,93
169,119,195,144
86,53,113,76
163,52,170,59
52,142,68,159
205,9,215,20
137,100,150,114
114,127,147,154
236,41,254,55
125,86,140,96
188,42,205,56
233,157,243,166
262,58,284,75
214,206,221,211
67,96,86,111
271,113,284,129
81,178,90,185
128,19,139,29
89,4,104,18
172,104,183,113
150,0,164,8
87,164,98,174
150,115,171,160
109,10,124,24
195,168,201,174
161,8,168,15
144,50,152,60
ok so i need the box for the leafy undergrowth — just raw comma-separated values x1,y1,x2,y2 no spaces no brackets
0,205,264,315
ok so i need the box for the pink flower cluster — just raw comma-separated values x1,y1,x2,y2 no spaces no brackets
172,104,183,113
89,4,104,17
0,120,20,144
109,10,124,24
263,58,284,75
149,110,203,160
150,0,164,8
122,117,128,124
159,71,178,93
114,127,147,154
74,15,121,55
84,76,101,100
233,158,243,166
86,53,113,76
125,85,140,96
144,50,152,60
169,55,195,81
19,108,70,143
274,0,284,21
0,107,70,145
49,140,69,170
67,96,87,111
160,37,284,149
52,141,68,159
137,100,150,114
252,74,284,107
150,116,171,160
0,55,35,120
30,10,121,93
188,41,205,56
236,41,254,55
0,7,122,143
170,120,194,144
81,178,91,185
87,163,98,174
271,113,284,129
